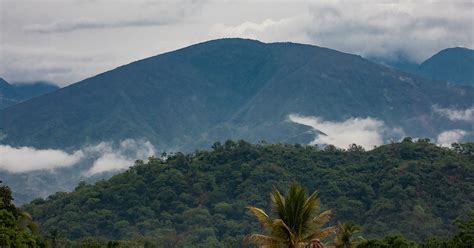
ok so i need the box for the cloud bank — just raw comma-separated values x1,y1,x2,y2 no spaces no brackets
288,114,405,150
0,146,83,173
211,1,474,63
83,139,155,176
0,139,155,175
2,1,472,85
436,129,468,147
432,105,474,123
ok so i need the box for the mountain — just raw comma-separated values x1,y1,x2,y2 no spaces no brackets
366,52,419,74
418,47,474,87
367,47,474,87
23,140,474,245
0,78,59,109
0,78,19,109
12,81,60,100
0,39,472,151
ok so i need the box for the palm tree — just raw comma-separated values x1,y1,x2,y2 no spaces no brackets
246,184,335,248
329,222,364,248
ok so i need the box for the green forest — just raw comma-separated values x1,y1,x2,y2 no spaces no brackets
2,139,474,247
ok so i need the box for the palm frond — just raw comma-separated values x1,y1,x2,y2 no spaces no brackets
247,206,271,229
303,226,337,241
271,187,286,220
247,184,334,248
273,218,296,243
312,209,332,226
245,233,280,248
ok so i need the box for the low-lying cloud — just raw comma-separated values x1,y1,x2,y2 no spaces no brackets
436,129,469,147
288,114,405,150
432,105,474,123
0,146,83,173
83,139,155,176
0,139,155,175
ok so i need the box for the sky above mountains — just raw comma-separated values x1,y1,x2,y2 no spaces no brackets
1,0,473,86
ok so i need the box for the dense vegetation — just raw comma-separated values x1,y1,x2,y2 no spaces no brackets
21,139,473,247
0,181,44,247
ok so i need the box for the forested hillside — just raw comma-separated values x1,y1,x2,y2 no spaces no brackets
24,139,474,246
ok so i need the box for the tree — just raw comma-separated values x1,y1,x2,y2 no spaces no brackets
246,184,335,248
0,180,16,213
0,181,43,247
329,222,364,248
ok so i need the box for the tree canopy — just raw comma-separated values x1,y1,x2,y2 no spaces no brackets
22,140,474,246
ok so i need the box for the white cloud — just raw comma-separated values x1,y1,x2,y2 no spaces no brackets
0,139,155,174
288,114,405,150
436,129,468,147
0,146,83,173
86,153,133,176
210,16,310,42
84,139,155,176
432,105,474,123
210,1,474,63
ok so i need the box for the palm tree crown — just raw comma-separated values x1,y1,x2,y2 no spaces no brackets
330,222,364,248
246,184,335,248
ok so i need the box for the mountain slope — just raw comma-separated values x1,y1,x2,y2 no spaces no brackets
0,78,59,109
12,82,60,100
0,39,472,151
419,47,474,87
0,78,19,109
23,141,474,245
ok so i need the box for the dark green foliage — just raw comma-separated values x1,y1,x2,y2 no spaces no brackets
420,215,474,248
23,140,474,246
358,235,418,248
0,181,44,247
358,215,474,247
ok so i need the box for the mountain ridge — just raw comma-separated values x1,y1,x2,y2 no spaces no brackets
418,47,474,87
0,78,59,109
0,38,472,151
370,47,474,87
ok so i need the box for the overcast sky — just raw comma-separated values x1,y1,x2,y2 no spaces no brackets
1,0,473,86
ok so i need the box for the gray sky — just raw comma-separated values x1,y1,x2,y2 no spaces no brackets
1,0,473,86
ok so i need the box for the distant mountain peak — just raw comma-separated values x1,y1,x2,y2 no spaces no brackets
0,79,59,109
419,46,474,86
